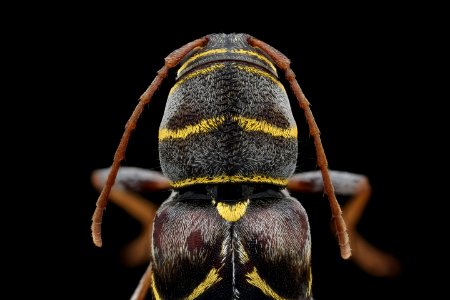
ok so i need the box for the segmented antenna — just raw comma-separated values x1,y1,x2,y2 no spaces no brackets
248,35,351,259
91,37,209,247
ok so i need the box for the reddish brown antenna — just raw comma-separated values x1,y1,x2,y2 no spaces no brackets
91,37,209,247
248,36,351,259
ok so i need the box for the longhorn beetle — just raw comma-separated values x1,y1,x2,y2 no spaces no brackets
91,33,399,299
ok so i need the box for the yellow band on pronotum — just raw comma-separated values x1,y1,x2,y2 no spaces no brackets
232,116,297,138
170,63,225,95
159,116,225,140
159,116,297,141
235,65,284,91
177,48,277,77
171,175,289,188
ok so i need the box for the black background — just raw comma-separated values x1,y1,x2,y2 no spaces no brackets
19,4,441,300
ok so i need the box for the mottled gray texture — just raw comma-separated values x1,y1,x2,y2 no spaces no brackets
159,63,298,183
177,33,277,78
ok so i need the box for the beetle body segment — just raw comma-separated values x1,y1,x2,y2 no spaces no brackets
159,33,298,188
151,185,312,299
89,33,359,299
150,33,312,299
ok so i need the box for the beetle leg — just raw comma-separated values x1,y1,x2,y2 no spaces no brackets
288,170,401,277
130,263,153,300
91,166,170,266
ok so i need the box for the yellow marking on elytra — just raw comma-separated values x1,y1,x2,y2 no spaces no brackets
233,116,297,138
171,175,289,188
238,242,250,264
246,267,286,300
151,273,161,300
245,267,284,300
159,116,225,140
177,49,228,76
215,199,250,222
170,63,225,95
307,267,313,298
235,65,285,91
185,267,223,300
230,49,277,74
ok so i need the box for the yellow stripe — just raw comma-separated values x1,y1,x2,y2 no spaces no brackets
233,116,297,138
230,49,277,74
159,116,296,141
307,267,312,298
185,267,222,300
159,116,225,140
176,48,277,77
151,273,161,300
177,49,227,76
172,62,283,97
235,65,285,91
238,242,250,264
170,63,225,95
246,267,286,300
215,199,249,222
171,175,288,188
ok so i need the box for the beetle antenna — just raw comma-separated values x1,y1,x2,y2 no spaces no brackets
91,37,209,247
248,36,351,259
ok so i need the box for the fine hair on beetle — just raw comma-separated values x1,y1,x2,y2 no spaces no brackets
91,33,351,300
